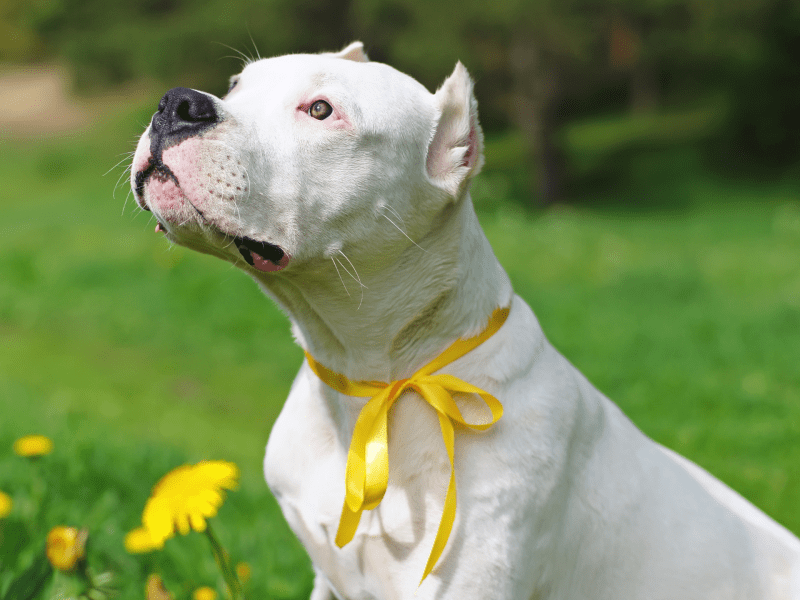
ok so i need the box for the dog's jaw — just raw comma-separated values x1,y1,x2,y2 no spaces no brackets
131,126,292,272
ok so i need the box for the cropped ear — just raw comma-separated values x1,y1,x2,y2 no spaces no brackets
331,41,369,63
425,62,484,198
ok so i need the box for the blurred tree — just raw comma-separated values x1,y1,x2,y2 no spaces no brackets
600,0,800,173
280,0,355,53
12,0,296,94
0,0,45,60
499,1,593,204
2,0,796,196
353,0,800,200
719,0,800,171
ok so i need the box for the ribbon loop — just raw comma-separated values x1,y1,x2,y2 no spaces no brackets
304,306,509,584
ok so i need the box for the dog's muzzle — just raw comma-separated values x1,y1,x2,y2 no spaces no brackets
134,87,220,202
135,88,291,273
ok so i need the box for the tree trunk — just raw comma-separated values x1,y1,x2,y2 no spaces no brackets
630,61,659,113
508,31,565,205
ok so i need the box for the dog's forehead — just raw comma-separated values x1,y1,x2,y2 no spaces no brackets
236,53,433,112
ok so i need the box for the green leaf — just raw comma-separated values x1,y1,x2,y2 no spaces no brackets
1,552,53,600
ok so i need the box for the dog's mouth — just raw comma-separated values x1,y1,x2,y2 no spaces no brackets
233,234,290,272
140,151,289,273
155,219,290,273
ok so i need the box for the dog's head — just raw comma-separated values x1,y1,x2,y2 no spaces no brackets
131,42,484,276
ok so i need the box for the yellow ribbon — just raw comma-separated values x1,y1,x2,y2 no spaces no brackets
304,306,509,584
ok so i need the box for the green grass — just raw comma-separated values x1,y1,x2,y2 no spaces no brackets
1,101,799,597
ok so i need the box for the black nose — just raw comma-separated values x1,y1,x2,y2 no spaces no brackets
151,87,218,142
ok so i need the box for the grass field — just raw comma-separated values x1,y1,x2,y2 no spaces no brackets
1,99,799,598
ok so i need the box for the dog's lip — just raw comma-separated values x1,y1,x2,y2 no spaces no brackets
232,234,290,272
153,213,289,273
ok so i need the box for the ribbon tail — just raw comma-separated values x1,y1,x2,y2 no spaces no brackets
339,384,398,544
344,386,394,512
363,400,391,510
420,413,458,584
335,499,363,548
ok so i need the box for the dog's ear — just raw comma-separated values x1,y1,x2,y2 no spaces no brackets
425,62,484,198
332,41,369,63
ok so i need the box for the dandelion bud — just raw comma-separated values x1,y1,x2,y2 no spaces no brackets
193,586,217,600
146,574,175,600
235,562,251,584
46,526,88,571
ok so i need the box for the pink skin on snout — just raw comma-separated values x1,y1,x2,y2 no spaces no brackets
161,139,208,209
140,138,208,220
147,176,185,215
132,148,152,176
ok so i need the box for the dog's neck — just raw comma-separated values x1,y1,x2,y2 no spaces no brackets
254,195,513,382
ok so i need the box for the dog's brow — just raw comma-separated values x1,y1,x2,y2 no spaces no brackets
311,72,335,87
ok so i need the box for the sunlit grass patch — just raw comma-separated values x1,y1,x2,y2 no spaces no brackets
0,98,798,596
0,431,313,599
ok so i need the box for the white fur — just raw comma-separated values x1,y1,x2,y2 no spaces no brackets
132,42,800,600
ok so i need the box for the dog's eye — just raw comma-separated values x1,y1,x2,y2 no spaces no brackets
227,79,238,94
309,100,333,120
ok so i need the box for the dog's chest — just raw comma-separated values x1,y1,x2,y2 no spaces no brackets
264,368,456,599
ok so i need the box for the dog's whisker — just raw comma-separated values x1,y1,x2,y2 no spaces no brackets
113,164,133,201
382,214,427,253
104,154,134,177
122,189,134,216
246,27,262,61
212,41,255,67
220,54,249,66
336,250,366,289
219,232,235,249
331,257,351,298
121,183,134,216
383,204,406,227
336,250,365,309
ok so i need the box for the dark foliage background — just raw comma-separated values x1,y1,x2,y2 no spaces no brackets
3,0,799,204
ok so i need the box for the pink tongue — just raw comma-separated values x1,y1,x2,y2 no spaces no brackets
251,251,290,272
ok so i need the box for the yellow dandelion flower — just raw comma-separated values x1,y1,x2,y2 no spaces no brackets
13,434,53,457
0,491,11,518
146,574,175,600
235,562,251,584
126,460,238,552
46,526,88,571
193,586,217,600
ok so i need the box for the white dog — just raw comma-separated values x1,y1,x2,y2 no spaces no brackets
131,42,800,599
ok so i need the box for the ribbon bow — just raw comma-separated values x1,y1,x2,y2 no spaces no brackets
304,306,509,584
